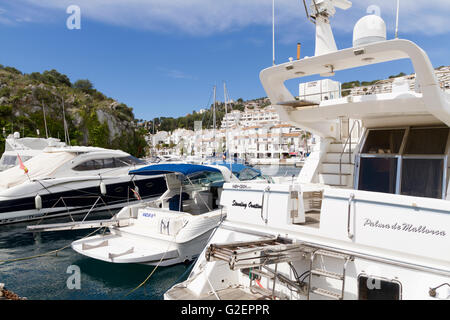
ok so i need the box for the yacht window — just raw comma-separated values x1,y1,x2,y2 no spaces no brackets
358,276,401,300
2,155,18,166
404,128,449,155
73,156,145,171
358,127,449,199
103,158,115,169
358,158,398,194
73,160,94,171
401,159,444,199
115,156,146,166
91,159,104,170
361,129,405,154
77,159,103,171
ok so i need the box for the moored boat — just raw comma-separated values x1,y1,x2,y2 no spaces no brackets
164,1,450,300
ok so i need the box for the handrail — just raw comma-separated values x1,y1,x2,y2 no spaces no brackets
347,193,355,239
260,186,270,224
339,119,361,186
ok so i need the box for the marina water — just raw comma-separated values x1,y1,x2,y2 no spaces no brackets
0,164,301,300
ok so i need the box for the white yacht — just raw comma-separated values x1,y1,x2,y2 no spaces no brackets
0,132,66,172
0,146,167,225
165,1,450,300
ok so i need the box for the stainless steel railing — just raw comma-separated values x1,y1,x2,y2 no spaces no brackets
339,120,361,186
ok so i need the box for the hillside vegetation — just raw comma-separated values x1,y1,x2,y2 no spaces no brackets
149,97,270,133
0,66,147,156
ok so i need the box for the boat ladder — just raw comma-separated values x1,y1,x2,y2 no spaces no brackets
307,249,354,300
205,237,313,270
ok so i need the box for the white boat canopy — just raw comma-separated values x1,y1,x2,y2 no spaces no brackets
0,151,76,190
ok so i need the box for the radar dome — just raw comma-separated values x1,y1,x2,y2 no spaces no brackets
353,15,386,47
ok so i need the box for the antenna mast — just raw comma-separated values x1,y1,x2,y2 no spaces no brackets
395,0,400,38
272,0,275,65
302,0,352,56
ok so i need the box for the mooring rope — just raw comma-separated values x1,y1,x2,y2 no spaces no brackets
0,227,104,265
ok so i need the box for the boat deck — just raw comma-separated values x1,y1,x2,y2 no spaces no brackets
303,212,321,228
166,285,268,300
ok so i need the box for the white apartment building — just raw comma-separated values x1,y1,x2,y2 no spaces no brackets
346,66,450,96
221,105,280,129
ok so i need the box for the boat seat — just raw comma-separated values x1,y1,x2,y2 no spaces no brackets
168,192,190,211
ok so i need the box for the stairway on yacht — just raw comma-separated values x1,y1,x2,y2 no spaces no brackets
318,141,358,188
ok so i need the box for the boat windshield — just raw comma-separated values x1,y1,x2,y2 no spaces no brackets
182,171,225,187
1,155,18,166
0,155,32,167
236,167,262,181
0,151,76,190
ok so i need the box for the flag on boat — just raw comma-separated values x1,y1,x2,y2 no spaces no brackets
17,154,29,174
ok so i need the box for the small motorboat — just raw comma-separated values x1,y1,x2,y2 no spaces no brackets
65,163,244,266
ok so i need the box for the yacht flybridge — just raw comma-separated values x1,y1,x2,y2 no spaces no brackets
0,146,167,225
165,1,450,300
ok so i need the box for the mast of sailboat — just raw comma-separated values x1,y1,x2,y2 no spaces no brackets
61,94,71,146
224,81,232,177
42,101,49,139
213,85,217,157
224,82,228,162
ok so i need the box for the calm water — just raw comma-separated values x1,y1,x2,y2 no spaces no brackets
0,218,193,300
0,165,301,300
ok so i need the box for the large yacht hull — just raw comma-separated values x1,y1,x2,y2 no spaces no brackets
0,175,167,225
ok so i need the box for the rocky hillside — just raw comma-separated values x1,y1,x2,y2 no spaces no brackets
0,66,147,157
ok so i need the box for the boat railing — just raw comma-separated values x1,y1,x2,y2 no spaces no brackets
298,70,449,102
339,120,361,186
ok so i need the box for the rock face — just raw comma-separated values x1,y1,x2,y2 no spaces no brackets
0,66,147,157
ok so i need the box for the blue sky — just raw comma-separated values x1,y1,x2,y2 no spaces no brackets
0,0,449,121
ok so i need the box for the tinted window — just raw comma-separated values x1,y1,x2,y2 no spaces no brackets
358,158,398,194
2,155,17,166
362,129,405,154
404,128,449,155
115,156,146,166
401,159,444,199
358,276,401,300
73,160,101,171
103,158,115,169
73,156,145,171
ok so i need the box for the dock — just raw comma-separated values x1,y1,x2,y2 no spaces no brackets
0,283,25,300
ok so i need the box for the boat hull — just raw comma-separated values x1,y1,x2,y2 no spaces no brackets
0,175,167,225
71,227,216,266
